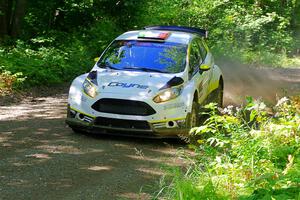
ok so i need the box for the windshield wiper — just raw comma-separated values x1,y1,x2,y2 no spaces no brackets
124,66,169,73
97,62,119,70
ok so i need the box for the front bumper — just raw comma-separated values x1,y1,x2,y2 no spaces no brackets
66,105,189,138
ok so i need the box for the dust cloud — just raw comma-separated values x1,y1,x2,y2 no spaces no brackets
219,60,300,105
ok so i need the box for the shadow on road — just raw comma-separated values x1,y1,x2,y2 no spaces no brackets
0,115,186,200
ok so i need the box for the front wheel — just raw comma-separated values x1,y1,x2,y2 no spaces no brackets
182,101,199,144
69,126,83,133
187,101,199,129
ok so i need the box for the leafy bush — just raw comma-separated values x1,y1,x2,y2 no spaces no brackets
0,19,121,89
1,0,299,94
157,97,300,199
134,0,299,66
0,66,25,95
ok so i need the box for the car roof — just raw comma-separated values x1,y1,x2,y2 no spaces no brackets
115,30,197,45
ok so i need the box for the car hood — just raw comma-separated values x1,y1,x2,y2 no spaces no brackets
95,70,184,97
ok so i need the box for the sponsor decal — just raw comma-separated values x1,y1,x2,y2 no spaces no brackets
108,82,149,89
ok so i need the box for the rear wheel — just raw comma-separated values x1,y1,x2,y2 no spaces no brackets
216,81,223,108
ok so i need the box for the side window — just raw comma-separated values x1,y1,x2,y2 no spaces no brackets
197,39,207,61
199,40,207,60
189,40,201,74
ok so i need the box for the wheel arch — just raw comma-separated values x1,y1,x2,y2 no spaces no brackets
193,91,199,102
219,75,224,90
208,65,223,93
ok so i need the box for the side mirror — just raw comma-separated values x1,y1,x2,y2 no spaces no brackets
199,64,210,71
94,57,100,62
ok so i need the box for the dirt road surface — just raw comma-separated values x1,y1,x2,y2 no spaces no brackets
0,93,187,200
222,63,300,105
0,65,299,200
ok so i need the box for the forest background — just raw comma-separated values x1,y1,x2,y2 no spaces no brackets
0,0,300,92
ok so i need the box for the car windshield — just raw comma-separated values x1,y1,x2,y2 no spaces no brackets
98,40,187,73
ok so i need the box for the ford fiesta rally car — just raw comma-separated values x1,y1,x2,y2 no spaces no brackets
66,26,223,138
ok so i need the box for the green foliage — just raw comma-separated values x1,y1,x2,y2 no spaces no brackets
0,0,127,91
158,97,300,199
1,40,87,86
22,0,143,38
134,0,299,66
0,19,120,88
1,0,300,91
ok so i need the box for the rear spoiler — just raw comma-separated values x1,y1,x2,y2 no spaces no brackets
144,25,208,38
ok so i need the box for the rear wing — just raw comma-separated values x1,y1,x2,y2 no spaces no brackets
144,25,208,38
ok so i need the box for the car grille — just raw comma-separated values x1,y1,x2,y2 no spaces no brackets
91,98,156,116
94,117,151,130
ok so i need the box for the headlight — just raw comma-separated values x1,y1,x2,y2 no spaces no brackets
153,87,182,103
82,79,98,98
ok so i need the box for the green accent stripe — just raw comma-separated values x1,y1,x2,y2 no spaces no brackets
149,117,186,123
70,106,96,119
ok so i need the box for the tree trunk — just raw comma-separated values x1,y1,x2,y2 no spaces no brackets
0,0,9,37
292,0,300,54
10,0,27,37
294,0,300,28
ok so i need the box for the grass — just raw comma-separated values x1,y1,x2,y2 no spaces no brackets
281,57,300,68
156,96,300,199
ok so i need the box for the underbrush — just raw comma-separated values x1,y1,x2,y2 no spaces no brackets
282,57,300,68
0,66,25,95
0,19,120,93
157,96,300,199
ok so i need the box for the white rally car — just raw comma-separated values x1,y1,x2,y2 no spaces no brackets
66,26,223,138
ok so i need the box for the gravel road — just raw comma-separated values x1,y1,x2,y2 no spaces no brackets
0,64,299,200
222,63,300,105
0,93,186,200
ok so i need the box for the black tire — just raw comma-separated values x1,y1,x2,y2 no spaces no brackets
216,82,223,108
70,126,82,133
184,101,201,144
187,101,199,129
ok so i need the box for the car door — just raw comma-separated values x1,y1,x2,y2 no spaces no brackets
188,38,205,103
188,38,212,103
197,39,213,102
